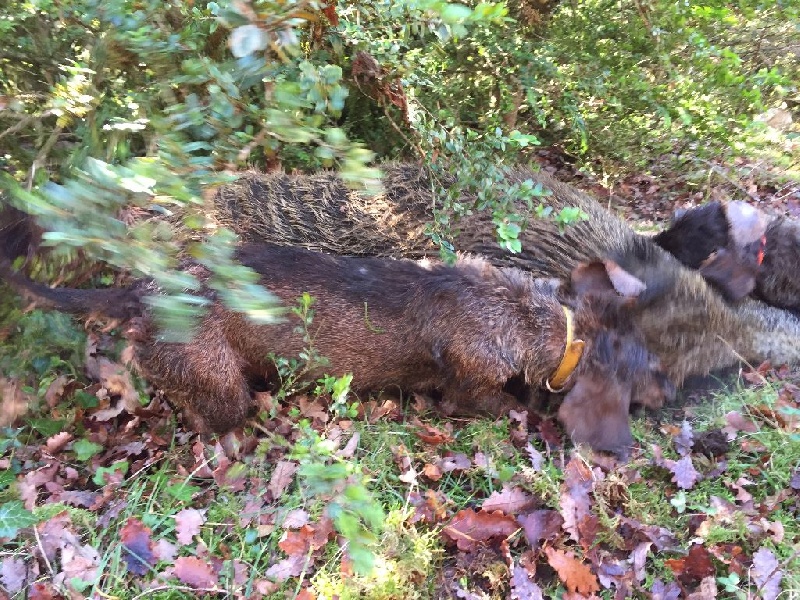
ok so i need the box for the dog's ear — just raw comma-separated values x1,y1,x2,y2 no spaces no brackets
725,202,768,248
571,260,647,299
558,375,633,459
699,248,757,302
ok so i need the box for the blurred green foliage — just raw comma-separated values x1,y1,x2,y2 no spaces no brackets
3,0,795,312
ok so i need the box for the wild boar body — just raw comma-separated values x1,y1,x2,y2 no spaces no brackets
210,164,800,383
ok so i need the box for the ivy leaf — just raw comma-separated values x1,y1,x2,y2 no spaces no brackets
0,502,39,539
72,438,103,462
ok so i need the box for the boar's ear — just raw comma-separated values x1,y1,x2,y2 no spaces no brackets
558,375,634,459
725,201,767,248
571,260,647,298
699,248,757,302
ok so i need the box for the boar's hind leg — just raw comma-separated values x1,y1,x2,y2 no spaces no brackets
143,331,252,435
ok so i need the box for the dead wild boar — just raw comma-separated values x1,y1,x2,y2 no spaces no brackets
206,164,800,386
654,200,800,313
1,243,672,457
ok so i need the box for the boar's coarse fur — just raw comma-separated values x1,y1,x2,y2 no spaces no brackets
208,163,800,385
654,200,800,314
0,243,671,456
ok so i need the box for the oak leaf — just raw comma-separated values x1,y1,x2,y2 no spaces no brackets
172,556,218,589
752,547,782,600
442,509,519,551
544,547,600,595
481,486,537,514
174,508,206,546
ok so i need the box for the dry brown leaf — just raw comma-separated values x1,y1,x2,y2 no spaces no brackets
266,554,306,582
686,576,717,600
119,517,155,576
481,486,537,514
412,417,454,445
172,556,218,589
267,460,298,500
174,508,206,546
544,547,600,595
559,457,594,543
0,557,29,595
0,377,33,426
45,431,73,454
84,355,140,419
518,510,564,549
44,375,70,408
282,509,310,529
442,509,519,551
752,547,782,600
422,463,442,481
510,564,544,600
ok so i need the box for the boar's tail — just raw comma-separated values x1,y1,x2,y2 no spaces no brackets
0,256,142,320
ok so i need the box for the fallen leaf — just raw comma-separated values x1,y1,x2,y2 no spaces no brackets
154,539,178,563
172,556,218,589
559,457,593,543
544,547,600,595
28,582,64,600
665,544,715,585
481,486,537,514
630,541,652,582
650,578,681,600
265,554,306,581
442,509,519,551
282,509,310,529
789,468,800,490
510,564,544,600
362,398,399,423
85,355,140,420
297,396,328,423
119,517,156,576
518,510,564,549
44,375,70,408
408,490,448,525
422,462,442,481
751,547,782,600
174,508,206,546
722,411,759,439
674,421,694,456
668,455,700,490
211,458,246,493
0,378,32,426
56,491,100,508
45,431,73,454
686,576,717,600
508,410,529,446
526,443,544,471
438,452,471,473
412,418,454,445
336,431,360,459
0,557,28,594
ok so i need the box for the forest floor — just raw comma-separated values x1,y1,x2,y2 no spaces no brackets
0,153,799,600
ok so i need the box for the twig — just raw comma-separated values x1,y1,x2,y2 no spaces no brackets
33,523,55,577
0,110,54,142
131,585,230,599
697,158,761,202
26,124,64,190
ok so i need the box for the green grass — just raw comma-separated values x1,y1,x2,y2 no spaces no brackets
1,299,799,599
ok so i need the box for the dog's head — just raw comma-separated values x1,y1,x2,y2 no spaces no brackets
655,201,768,302
554,260,676,458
